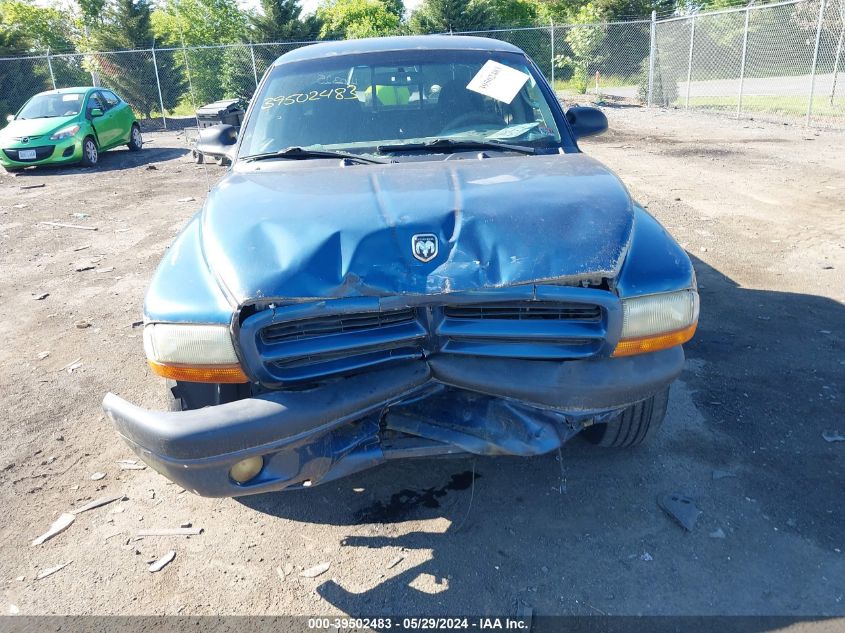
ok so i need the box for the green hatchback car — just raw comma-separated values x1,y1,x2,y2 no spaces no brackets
0,87,142,172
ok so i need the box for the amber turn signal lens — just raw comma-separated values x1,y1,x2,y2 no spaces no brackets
612,323,698,357
147,360,249,383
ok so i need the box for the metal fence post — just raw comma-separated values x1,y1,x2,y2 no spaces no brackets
151,45,167,129
550,20,555,89
685,17,696,108
250,43,259,89
807,0,828,125
831,17,844,105
737,7,751,117
648,10,656,107
46,49,56,89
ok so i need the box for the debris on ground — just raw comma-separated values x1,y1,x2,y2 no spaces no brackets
177,197,195,203
39,222,98,231
90,472,106,481
386,555,405,569
31,513,75,546
822,431,845,443
72,495,124,515
117,460,146,471
34,293,49,300
640,552,653,561
64,359,83,373
145,165,157,170
75,320,92,328
136,527,203,537
74,266,96,273
73,244,91,251
131,321,143,328
709,528,726,539
712,469,736,480
19,183,45,190
37,351,50,360
179,522,192,528
148,551,176,572
658,493,703,531
96,267,115,273
299,562,330,578
71,213,90,219
35,561,72,580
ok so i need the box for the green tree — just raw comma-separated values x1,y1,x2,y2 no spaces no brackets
317,0,401,39
152,0,248,105
0,13,53,117
408,0,493,33
86,0,183,118
554,2,606,91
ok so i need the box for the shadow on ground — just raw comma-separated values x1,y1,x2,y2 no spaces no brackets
8,144,189,177
238,255,844,620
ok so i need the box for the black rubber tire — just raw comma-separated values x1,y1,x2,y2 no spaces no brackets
128,124,143,151
4,166,23,173
81,136,98,167
582,387,670,448
193,150,204,164
167,379,250,411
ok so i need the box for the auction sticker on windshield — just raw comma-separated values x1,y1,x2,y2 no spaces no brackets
466,60,530,104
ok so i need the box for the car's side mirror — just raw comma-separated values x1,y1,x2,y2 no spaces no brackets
90,108,104,117
565,106,608,139
5,114,13,123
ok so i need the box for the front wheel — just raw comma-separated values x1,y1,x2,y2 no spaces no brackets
582,387,670,447
128,124,143,151
81,137,98,167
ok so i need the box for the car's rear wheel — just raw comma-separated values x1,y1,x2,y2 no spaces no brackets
81,137,98,167
167,379,250,411
582,387,670,447
128,124,143,151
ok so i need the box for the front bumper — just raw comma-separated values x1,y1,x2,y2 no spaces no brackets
1,139,84,168
103,348,684,497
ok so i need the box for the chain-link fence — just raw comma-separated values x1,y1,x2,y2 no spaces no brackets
1,0,843,128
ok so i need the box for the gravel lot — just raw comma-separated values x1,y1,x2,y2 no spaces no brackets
1,107,843,620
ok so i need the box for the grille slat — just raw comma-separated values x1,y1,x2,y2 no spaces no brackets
262,308,416,344
444,301,601,321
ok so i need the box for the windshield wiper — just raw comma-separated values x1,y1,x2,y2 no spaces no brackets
378,138,535,155
241,146,388,164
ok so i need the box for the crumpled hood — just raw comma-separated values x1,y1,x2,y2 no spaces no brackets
0,116,76,141
201,153,634,303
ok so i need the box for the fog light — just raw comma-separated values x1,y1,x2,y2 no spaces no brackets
229,456,263,483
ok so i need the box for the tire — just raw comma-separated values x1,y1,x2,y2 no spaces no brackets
167,379,250,412
81,136,98,167
128,124,143,151
192,150,204,164
214,155,228,166
3,166,22,173
582,387,670,448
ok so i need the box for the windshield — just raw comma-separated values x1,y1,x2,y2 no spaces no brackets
238,49,564,159
17,93,85,119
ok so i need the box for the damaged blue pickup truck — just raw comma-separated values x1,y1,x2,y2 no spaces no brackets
103,36,699,497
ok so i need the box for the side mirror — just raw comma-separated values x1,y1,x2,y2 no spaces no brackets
90,108,104,117
5,114,13,123
565,106,608,139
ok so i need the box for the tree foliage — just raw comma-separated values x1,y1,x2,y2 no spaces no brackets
317,0,401,39
408,0,493,33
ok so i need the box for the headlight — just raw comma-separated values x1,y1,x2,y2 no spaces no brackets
613,289,699,357
143,323,248,383
49,124,80,141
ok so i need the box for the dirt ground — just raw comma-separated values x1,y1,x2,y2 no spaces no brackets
1,106,843,621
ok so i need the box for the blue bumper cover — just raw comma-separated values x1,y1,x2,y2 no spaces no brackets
103,348,684,497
